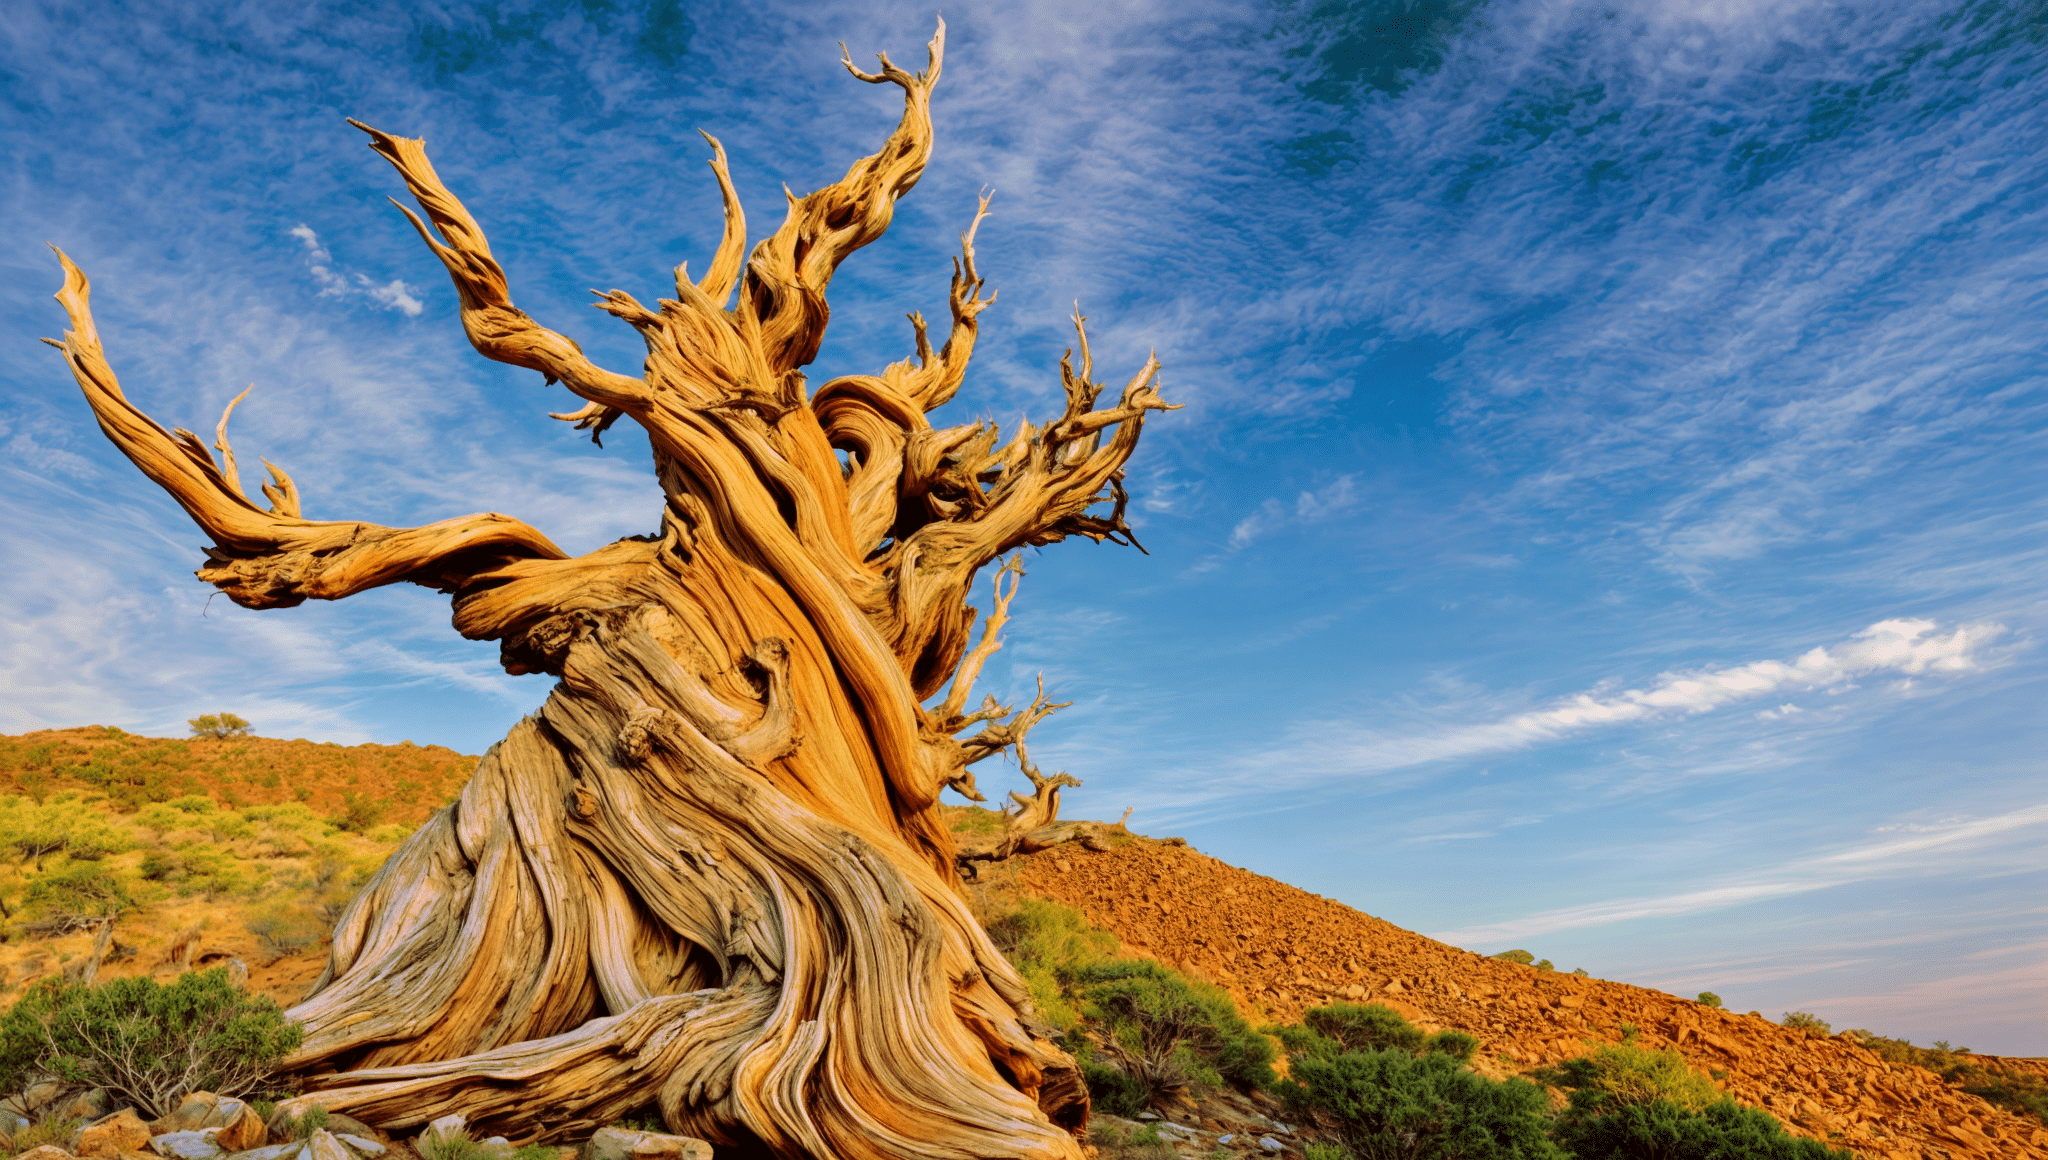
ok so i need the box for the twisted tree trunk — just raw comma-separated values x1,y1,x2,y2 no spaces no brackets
45,24,1175,1159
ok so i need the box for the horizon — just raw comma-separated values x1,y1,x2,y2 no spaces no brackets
1,1,2043,1053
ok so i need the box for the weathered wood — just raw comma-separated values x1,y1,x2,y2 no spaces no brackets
49,20,1170,1159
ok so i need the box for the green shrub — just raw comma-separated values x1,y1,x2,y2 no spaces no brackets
1534,960,1555,972
1425,1029,1478,1062
1491,949,1535,965
981,897,1119,1032
188,714,253,740
8,1112,83,1152
21,865,133,934
1780,1011,1831,1036
1541,1044,1720,1113
1544,1042,1850,1158
330,791,386,835
0,967,303,1117
1302,1146,1351,1160
1552,1095,1850,1159
1280,1049,1562,1160
246,903,326,958
276,1106,329,1141
1306,1003,1427,1054
1074,959,1275,1102
1696,992,1722,1008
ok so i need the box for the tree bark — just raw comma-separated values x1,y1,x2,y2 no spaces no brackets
46,22,1172,1160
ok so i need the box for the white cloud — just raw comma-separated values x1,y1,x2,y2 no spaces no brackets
1226,474,1361,550
1299,617,2001,778
290,223,425,317
1431,800,2048,945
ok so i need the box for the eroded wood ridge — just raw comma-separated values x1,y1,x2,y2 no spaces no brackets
50,18,1166,1160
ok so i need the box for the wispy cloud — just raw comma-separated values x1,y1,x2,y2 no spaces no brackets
1253,617,2002,784
289,224,424,317
1226,475,1361,551
1431,801,2048,945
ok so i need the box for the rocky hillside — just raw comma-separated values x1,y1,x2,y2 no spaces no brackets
1,728,2042,1159
993,834,2048,1160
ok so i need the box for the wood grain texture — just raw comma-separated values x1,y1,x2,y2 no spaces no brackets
48,20,1174,1160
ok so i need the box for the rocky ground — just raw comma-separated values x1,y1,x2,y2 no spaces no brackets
994,834,2048,1160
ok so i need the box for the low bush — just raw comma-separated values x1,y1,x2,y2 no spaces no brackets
21,865,133,934
1539,1044,1719,1113
1491,949,1536,965
1074,959,1276,1102
981,896,1119,1032
0,966,303,1117
1282,1049,1562,1160
1781,1011,1831,1036
246,902,327,958
1553,1094,1851,1159
1849,1031,2047,1124
1276,1003,1560,1160
1696,992,1722,1008
1545,1042,1851,1159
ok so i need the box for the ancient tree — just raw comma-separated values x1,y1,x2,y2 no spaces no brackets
45,24,1174,1160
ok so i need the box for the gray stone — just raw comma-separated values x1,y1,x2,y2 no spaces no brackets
223,1145,302,1160
318,1118,375,1143
422,1116,466,1143
150,1130,225,1160
583,1126,712,1160
1217,1135,1236,1146
1135,1112,1160,1121
332,1136,384,1157
305,1130,350,1160
0,1109,31,1138
1258,1137,1283,1154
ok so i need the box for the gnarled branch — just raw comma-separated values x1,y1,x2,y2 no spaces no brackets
44,249,567,610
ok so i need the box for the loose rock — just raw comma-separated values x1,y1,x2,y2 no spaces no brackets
15,1145,75,1160
584,1126,712,1160
303,1131,349,1160
76,1109,153,1159
222,1145,300,1160
331,1137,382,1158
148,1130,224,1160
213,1106,266,1154
1257,1137,1283,1153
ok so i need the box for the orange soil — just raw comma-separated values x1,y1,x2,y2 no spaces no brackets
1007,836,2048,1160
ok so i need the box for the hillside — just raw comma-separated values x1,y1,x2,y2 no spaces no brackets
0,726,473,826
983,831,2048,1160
0,728,2041,1159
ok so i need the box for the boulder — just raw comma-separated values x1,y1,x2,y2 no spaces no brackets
213,1106,265,1154
0,1111,31,1139
22,1083,65,1114
148,1131,223,1160
59,1092,111,1124
312,1121,372,1145
302,1132,349,1160
158,1096,221,1135
583,1127,712,1160
15,1146,76,1160
329,1138,381,1158
221,1145,300,1160
75,1110,153,1159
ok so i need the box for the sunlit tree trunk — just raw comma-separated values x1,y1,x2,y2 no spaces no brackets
46,23,1175,1159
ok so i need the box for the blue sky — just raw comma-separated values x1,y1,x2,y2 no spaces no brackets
2,0,2044,1052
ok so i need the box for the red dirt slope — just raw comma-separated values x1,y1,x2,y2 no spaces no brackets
1008,837,2048,1160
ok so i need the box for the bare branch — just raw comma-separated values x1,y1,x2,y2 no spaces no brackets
693,130,748,308
745,20,945,375
47,250,568,610
932,555,1024,729
348,120,649,415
